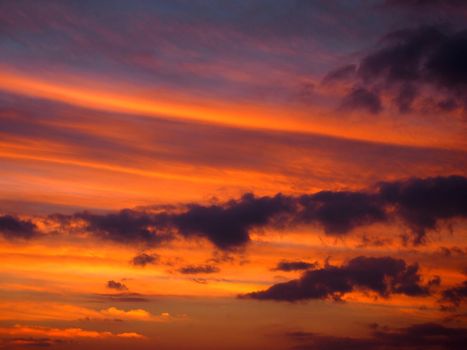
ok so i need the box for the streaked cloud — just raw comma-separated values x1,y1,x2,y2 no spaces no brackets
0,1,466,349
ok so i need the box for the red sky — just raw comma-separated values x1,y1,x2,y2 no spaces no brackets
0,1,466,349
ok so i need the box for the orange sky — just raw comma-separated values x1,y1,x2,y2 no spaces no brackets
0,1,466,349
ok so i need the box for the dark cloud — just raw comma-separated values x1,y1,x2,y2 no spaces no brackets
378,176,467,244
358,234,392,248
340,87,382,114
288,331,376,350
0,214,38,240
178,264,220,274
393,83,417,113
426,29,467,90
241,256,431,302
106,280,128,291
48,176,467,249
94,292,149,303
358,26,445,83
438,246,467,257
440,280,467,307
326,25,467,115
73,210,171,246
288,322,467,350
428,275,442,288
0,337,64,348
385,0,467,11
322,64,357,84
171,193,295,249
297,191,386,235
371,322,467,350
132,253,159,267
55,193,295,250
273,260,316,272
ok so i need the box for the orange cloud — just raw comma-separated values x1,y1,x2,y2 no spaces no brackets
0,324,145,339
1,66,464,151
0,302,172,323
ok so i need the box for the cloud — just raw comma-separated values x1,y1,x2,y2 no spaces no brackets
170,193,295,249
385,0,467,12
178,264,220,274
440,280,467,307
273,260,316,272
287,330,376,350
0,324,145,340
106,280,128,291
323,64,357,84
52,192,295,250
0,215,38,240
98,307,172,322
73,210,172,246
132,253,159,267
325,25,467,115
0,301,164,323
44,175,467,248
378,176,467,243
2,92,464,211
287,322,467,350
340,87,382,114
0,337,64,348
297,190,387,235
93,293,149,303
438,246,467,257
97,307,177,323
99,307,151,321
241,256,432,302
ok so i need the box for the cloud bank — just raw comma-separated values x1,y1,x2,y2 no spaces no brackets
45,176,467,249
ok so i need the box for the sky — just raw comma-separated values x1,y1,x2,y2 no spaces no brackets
0,1,467,349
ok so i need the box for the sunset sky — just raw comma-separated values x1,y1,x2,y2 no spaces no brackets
1,1,467,349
